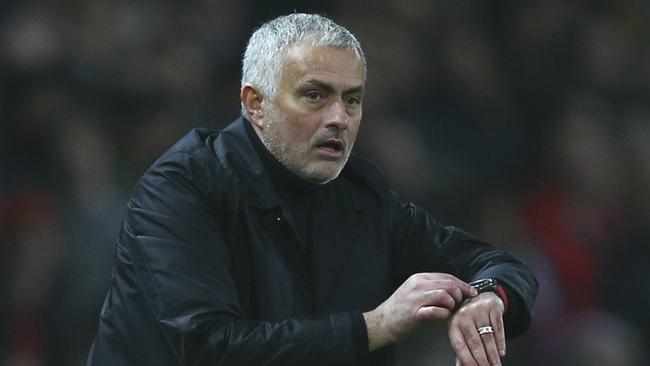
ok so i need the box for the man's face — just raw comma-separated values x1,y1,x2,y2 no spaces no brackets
259,42,365,184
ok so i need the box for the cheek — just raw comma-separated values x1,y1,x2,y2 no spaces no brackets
290,116,322,141
349,118,362,138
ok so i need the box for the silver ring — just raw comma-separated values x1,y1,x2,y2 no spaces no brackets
477,326,494,335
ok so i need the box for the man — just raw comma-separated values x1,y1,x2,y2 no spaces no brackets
87,13,537,366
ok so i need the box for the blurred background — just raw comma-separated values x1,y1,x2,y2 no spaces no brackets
1,0,648,365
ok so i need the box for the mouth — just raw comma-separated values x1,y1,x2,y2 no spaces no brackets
315,139,345,159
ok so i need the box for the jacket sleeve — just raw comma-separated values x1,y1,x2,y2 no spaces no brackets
387,191,538,338
122,150,367,366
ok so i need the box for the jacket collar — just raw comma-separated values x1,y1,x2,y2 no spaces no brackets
212,116,281,210
211,116,382,211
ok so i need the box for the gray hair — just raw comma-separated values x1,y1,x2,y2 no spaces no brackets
241,13,366,119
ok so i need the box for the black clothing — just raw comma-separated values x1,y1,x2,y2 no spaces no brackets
87,117,538,366
243,120,319,256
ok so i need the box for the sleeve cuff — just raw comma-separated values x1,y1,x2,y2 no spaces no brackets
350,312,370,364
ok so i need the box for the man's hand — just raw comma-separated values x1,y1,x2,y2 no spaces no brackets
448,292,506,366
363,273,477,351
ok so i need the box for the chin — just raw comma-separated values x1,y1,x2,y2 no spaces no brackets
301,167,342,185
289,158,348,185
302,173,336,185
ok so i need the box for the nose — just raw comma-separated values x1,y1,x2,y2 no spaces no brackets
324,99,349,130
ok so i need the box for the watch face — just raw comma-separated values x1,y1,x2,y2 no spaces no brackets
470,278,498,293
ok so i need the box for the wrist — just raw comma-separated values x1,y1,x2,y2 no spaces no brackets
470,278,509,314
362,308,394,351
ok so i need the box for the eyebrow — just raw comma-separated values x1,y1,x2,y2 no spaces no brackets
302,79,364,95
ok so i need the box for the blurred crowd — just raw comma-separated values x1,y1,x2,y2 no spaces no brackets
1,1,648,365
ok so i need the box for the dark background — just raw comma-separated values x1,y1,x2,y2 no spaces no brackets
1,1,648,365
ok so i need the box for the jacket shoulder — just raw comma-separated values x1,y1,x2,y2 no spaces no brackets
155,127,220,165
130,127,231,208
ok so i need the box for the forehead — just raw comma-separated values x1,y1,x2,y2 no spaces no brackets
280,42,365,89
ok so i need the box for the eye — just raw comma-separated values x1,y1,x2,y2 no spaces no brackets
344,95,361,106
304,91,321,102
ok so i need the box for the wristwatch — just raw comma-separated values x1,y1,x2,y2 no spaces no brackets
469,278,509,313
469,278,499,294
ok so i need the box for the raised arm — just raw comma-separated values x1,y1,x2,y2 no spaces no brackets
361,191,537,365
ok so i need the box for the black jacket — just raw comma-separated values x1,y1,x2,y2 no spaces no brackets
87,117,537,366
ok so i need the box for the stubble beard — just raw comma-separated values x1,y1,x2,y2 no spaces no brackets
260,108,352,185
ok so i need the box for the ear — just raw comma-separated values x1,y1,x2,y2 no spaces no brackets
241,84,265,129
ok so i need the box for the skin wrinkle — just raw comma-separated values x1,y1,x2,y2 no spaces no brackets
255,42,365,184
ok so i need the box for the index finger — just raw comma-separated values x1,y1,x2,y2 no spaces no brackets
449,276,478,298
448,323,476,365
462,280,478,298
421,273,478,298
